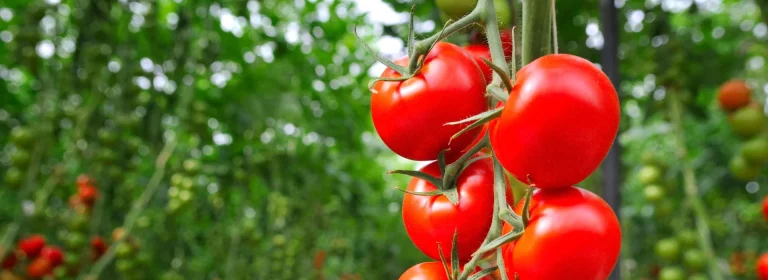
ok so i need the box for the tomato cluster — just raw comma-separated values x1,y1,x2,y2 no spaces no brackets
1,235,65,278
716,80,768,181
372,20,621,279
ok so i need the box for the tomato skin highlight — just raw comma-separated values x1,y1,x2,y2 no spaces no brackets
402,156,513,262
491,54,619,189
372,42,487,161
398,262,488,280
501,186,621,280
758,253,768,280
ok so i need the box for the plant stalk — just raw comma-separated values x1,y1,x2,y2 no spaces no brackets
668,91,722,280
521,0,551,65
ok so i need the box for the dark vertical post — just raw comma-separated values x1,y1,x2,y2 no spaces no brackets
600,0,621,279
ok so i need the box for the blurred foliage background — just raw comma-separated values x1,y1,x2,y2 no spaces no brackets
0,0,767,279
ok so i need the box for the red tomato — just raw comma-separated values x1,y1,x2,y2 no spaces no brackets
464,45,493,84
718,79,751,111
491,54,619,188
78,184,99,207
763,196,768,221
372,42,487,161
501,186,621,279
91,236,108,260
758,253,768,280
469,29,513,59
402,156,513,262
26,258,52,278
1,251,18,269
40,247,63,267
399,262,488,280
18,235,46,258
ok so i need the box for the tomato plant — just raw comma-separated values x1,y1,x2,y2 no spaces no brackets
371,42,487,161
491,54,620,189
402,156,512,262
501,186,621,279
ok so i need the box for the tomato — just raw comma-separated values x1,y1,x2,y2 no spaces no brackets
463,44,493,84
399,262,487,280
718,79,751,111
26,258,52,278
40,247,63,267
372,42,487,161
683,249,707,271
742,137,768,164
470,29,514,60
9,150,30,166
729,155,759,181
677,230,697,248
658,266,684,280
501,186,621,279
436,0,510,28
763,196,768,222
1,251,17,269
76,174,94,187
91,236,107,260
4,167,23,187
491,54,619,189
18,235,46,258
643,184,665,203
758,253,768,280
9,127,34,148
78,185,99,207
655,238,680,262
637,165,662,185
402,156,513,262
729,107,764,138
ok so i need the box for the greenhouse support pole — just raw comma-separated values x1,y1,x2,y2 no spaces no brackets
600,0,621,280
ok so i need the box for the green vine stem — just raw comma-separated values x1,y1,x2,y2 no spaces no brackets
81,141,177,280
521,0,551,65
668,91,723,280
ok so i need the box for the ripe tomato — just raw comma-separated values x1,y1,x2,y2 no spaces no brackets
463,44,493,84
40,247,63,267
78,185,99,207
729,107,764,138
372,42,487,161
501,186,620,279
758,253,768,280
763,196,768,222
1,251,17,269
718,79,751,111
402,156,513,262
91,236,107,260
399,262,488,280
491,54,619,189
26,258,52,278
18,235,46,258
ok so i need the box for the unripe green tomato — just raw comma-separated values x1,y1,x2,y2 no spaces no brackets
97,128,118,145
436,0,510,29
683,249,707,271
115,242,134,258
53,266,68,278
180,177,194,190
272,234,286,247
4,167,24,186
677,230,697,248
115,259,135,273
10,149,31,166
729,107,764,138
65,232,87,249
658,266,685,280
637,165,662,185
741,137,768,164
655,238,681,262
67,213,90,231
688,274,708,280
654,200,674,218
170,173,184,187
729,155,760,181
183,159,201,174
10,126,34,147
643,184,665,202
65,251,81,265
167,199,182,213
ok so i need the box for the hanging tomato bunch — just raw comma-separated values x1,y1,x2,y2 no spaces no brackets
365,0,621,279
716,79,768,181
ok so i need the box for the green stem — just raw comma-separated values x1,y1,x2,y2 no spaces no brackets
668,92,722,280
521,0,551,65
82,141,177,280
482,0,511,85
408,4,483,72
